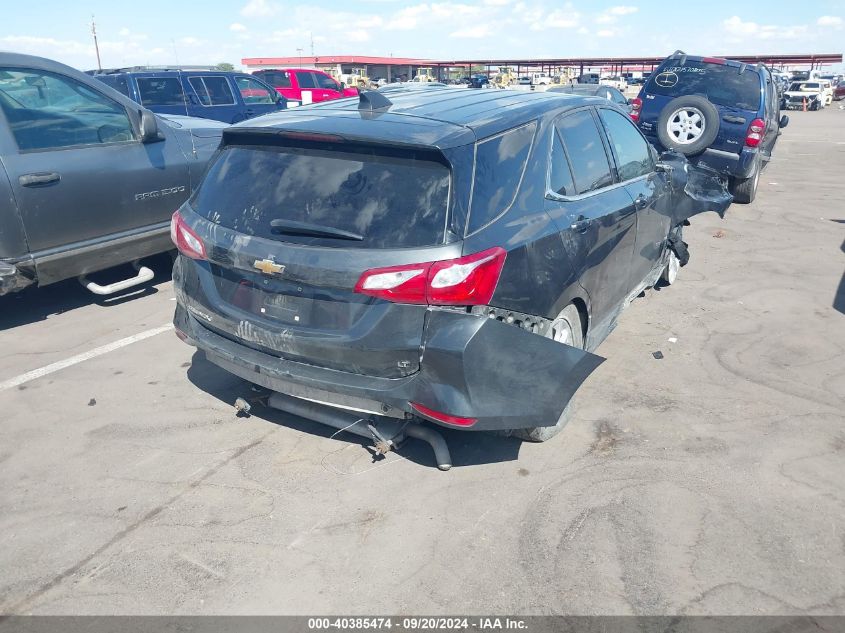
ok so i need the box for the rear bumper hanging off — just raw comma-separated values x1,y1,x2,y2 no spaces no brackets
175,304,604,432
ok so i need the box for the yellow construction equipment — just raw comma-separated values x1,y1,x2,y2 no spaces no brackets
412,67,438,83
492,66,517,88
339,68,371,89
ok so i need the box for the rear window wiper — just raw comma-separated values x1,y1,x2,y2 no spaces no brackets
269,219,363,241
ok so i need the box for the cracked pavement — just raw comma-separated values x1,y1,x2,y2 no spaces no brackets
0,109,843,615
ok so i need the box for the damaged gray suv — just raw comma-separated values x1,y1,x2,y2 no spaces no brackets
172,89,731,457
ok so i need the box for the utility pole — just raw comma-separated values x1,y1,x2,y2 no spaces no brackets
310,32,314,57
90,15,102,71
296,47,303,68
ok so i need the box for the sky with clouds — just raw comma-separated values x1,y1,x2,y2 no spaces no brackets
1,0,843,70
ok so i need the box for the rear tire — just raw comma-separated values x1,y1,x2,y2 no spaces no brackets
729,161,760,204
510,304,584,443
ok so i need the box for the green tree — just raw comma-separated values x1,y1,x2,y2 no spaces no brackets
215,62,235,71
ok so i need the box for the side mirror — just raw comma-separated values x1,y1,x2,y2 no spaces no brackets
779,115,789,129
340,82,346,89
139,109,161,143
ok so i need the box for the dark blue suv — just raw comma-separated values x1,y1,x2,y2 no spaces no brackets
631,51,788,203
92,69,286,124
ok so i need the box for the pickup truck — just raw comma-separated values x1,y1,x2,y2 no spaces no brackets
0,52,226,296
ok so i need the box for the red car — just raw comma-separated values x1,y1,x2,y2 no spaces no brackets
252,68,358,105
835,81,845,101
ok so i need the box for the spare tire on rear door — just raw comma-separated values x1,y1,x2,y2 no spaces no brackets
657,95,720,156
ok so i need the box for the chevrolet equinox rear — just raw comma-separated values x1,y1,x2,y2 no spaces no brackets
172,89,730,453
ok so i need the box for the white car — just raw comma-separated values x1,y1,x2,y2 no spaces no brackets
518,73,552,86
600,75,627,91
783,81,826,110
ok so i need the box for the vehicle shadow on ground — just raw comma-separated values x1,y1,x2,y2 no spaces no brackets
0,253,174,331
186,351,524,470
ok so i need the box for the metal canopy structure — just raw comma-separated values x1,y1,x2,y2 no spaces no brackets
430,53,844,75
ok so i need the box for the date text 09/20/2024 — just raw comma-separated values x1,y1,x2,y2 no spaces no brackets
307,618,528,630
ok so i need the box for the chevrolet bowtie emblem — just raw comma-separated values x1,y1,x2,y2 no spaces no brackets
253,258,285,275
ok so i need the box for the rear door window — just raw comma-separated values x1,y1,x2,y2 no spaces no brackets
556,110,613,194
598,108,653,181
297,72,317,89
467,122,536,234
259,71,291,88
137,76,186,106
191,143,451,249
189,76,235,106
646,61,762,111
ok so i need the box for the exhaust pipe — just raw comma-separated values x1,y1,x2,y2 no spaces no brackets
266,392,452,471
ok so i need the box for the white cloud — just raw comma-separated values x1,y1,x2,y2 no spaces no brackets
450,24,493,37
597,28,616,37
722,16,808,40
0,35,90,59
817,15,842,27
241,0,279,17
356,16,384,28
483,0,511,5
346,29,372,42
385,3,482,30
178,37,205,47
596,5,638,24
229,23,248,32
117,28,148,41
528,6,580,30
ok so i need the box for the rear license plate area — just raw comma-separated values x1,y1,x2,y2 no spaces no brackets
261,292,311,324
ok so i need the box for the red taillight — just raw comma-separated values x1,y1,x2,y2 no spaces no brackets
702,57,727,65
745,118,766,147
170,210,206,260
629,97,642,122
353,247,507,306
410,402,477,427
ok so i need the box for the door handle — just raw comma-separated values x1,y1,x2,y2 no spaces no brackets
570,215,590,233
19,172,60,187
634,194,649,210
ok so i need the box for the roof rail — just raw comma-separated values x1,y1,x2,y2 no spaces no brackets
358,89,392,112
90,65,219,74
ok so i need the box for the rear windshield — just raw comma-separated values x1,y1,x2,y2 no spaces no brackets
646,61,761,110
191,143,451,249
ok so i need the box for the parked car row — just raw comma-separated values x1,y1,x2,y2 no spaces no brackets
92,68,286,123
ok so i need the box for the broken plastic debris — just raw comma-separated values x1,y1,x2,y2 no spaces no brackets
234,397,252,417
668,337,678,343
652,351,664,360
87,398,97,406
